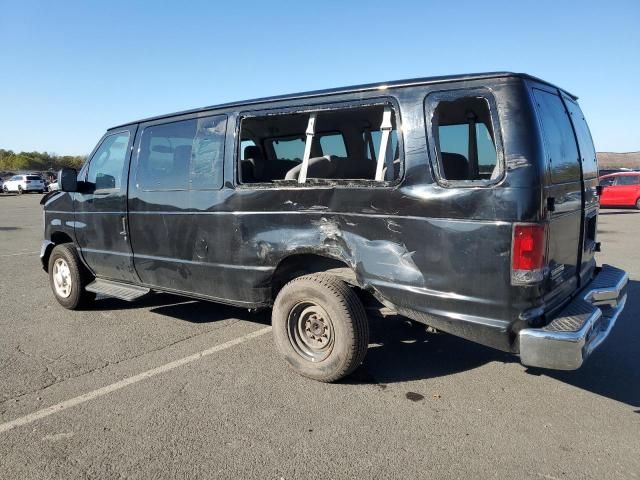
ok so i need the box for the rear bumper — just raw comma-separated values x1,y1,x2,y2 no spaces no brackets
518,265,628,370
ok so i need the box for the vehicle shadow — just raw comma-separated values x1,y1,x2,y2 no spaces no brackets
150,299,271,325
86,283,639,408
537,280,640,408
348,315,515,386
350,281,640,409
87,292,271,325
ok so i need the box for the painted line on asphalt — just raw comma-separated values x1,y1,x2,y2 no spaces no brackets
0,326,272,434
0,251,39,257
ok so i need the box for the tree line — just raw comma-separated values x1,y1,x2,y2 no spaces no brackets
0,149,86,173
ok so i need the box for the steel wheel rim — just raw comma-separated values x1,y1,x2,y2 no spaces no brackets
52,258,72,298
287,301,335,362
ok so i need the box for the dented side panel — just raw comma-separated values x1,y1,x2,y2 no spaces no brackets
61,76,552,352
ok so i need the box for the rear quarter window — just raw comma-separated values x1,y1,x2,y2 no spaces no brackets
424,89,503,185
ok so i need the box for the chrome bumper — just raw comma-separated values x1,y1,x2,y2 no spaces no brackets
519,265,628,370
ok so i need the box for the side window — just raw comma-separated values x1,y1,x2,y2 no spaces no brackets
319,133,347,157
240,140,256,160
87,132,130,191
363,130,398,163
239,103,400,184
137,115,226,191
533,89,580,184
271,137,305,162
617,175,639,186
599,177,615,186
426,92,501,183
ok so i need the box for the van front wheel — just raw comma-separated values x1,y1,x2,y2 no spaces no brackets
272,273,369,382
48,244,96,309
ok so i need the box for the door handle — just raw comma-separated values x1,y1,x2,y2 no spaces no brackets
119,216,127,237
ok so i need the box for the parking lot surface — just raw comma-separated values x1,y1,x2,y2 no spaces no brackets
1,193,639,479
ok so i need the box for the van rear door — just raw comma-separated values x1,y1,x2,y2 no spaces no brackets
562,95,599,284
531,87,583,307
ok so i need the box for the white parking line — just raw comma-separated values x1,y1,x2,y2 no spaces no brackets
0,326,272,434
0,251,39,257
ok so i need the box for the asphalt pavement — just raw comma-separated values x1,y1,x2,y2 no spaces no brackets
1,193,639,479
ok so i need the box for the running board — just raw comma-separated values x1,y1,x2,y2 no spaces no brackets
85,279,150,301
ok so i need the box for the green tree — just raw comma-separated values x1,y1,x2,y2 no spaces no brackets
0,149,86,173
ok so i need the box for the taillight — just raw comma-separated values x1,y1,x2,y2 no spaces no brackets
511,224,546,285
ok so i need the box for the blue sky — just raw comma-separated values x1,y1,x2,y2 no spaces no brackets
0,0,638,155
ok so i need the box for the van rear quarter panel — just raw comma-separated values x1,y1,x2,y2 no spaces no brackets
217,78,546,352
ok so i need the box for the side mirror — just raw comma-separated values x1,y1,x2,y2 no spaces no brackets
58,167,78,192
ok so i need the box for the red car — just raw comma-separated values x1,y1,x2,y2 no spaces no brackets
599,172,640,209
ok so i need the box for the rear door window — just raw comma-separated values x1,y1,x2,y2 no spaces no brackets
532,89,580,184
563,97,597,180
617,175,640,185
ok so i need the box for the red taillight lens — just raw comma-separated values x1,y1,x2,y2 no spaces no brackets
512,224,545,271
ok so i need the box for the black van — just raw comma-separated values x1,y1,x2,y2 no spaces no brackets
41,72,628,382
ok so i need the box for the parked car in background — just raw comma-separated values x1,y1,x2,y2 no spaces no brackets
599,172,640,209
47,179,59,191
599,168,634,177
2,174,46,194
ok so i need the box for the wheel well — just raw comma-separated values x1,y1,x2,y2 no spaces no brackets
43,231,74,272
270,254,356,300
51,231,73,245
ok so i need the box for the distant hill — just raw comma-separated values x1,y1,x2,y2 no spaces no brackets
597,152,640,169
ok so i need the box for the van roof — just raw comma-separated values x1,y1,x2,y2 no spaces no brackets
110,72,577,130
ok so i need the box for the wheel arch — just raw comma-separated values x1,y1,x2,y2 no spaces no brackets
270,253,359,301
41,231,75,272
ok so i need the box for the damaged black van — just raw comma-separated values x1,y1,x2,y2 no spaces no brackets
41,72,628,382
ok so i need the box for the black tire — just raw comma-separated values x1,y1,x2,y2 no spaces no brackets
48,244,96,309
17,186,23,194
2,186,7,193
272,273,369,382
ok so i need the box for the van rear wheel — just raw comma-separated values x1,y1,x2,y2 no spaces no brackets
272,273,369,382
48,244,96,310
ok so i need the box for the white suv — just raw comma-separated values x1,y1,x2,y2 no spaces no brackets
2,175,46,194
